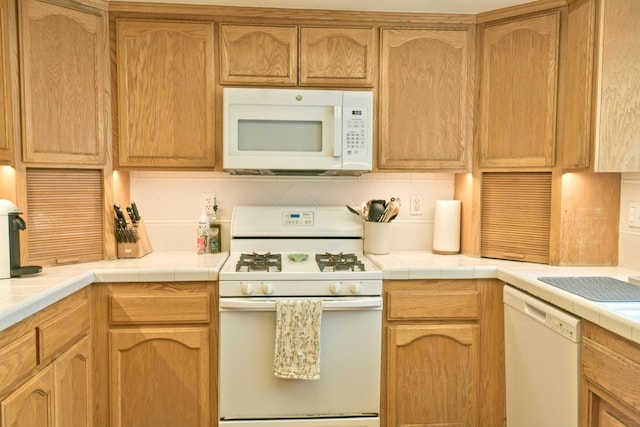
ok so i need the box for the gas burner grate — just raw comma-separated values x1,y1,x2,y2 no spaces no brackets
236,252,282,272
315,252,365,272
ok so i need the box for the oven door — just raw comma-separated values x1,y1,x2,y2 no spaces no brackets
219,297,382,424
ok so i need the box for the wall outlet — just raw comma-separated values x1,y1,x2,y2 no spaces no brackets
202,193,216,215
410,195,423,216
629,202,640,228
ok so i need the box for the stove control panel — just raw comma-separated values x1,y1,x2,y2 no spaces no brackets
220,280,382,297
282,211,314,226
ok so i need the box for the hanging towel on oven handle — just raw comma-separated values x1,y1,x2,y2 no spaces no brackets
273,299,322,380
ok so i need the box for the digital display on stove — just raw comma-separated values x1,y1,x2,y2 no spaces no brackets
282,211,314,226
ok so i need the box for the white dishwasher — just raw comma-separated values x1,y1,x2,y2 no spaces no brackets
503,285,581,427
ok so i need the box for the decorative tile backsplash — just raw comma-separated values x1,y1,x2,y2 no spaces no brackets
130,171,456,252
130,171,640,269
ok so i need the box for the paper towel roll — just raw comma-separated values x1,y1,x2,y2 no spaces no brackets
432,200,461,255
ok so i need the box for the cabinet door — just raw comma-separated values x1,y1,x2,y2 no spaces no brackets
117,20,216,168
54,336,91,427
0,0,14,166
0,364,55,427
386,324,479,427
109,328,210,427
379,28,472,170
221,24,297,85
478,11,559,168
299,27,375,87
19,0,107,165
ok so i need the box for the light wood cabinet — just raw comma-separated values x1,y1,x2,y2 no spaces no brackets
581,321,640,426
18,0,108,166
378,28,473,171
221,24,375,87
93,282,215,427
478,11,560,168
562,0,640,172
382,279,505,427
0,0,14,166
116,19,216,168
0,289,91,427
1,364,55,427
299,26,375,86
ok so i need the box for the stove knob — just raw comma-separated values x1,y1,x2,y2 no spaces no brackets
330,282,343,294
241,282,254,295
262,282,274,295
350,282,363,294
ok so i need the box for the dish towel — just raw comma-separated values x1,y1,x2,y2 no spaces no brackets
273,299,322,380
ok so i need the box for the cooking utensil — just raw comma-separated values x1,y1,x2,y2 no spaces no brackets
126,207,137,224
346,205,361,217
380,197,401,222
368,199,386,222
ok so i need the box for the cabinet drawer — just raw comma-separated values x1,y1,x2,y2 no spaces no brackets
39,299,90,362
583,336,640,411
110,293,210,324
0,330,38,395
388,290,479,320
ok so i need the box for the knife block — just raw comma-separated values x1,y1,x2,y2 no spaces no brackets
117,219,153,259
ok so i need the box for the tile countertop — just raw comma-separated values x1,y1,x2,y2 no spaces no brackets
0,251,228,332
366,251,640,345
2,249,640,346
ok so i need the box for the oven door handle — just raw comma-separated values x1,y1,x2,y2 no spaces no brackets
219,297,382,311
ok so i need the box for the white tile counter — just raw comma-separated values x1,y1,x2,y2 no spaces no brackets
0,251,228,332
366,251,640,345
3,249,640,346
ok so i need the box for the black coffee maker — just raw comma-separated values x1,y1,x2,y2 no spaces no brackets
1,199,42,278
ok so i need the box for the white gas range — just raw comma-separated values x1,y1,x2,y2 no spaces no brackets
218,205,383,296
218,205,382,427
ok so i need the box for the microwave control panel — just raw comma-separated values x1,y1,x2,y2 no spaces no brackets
343,107,369,159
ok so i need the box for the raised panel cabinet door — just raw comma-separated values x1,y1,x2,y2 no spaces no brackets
0,364,55,427
386,324,479,427
379,28,472,171
299,27,375,86
220,24,297,85
19,0,107,165
479,11,560,168
117,20,216,168
109,328,210,427
54,336,91,427
0,0,14,165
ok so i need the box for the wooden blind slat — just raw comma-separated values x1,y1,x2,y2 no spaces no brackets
481,172,552,264
26,168,103,266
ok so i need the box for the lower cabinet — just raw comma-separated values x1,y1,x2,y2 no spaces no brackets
93,282,216,427
109,328,210,427
0,290,91,427
581,321,640,426
1,364,55,427
382,279,505,427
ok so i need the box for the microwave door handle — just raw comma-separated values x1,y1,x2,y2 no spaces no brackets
333,106,342,157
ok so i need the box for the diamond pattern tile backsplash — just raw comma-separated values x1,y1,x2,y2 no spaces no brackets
130,171,456,252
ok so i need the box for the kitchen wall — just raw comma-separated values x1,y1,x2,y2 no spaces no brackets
619,173,640,270
130,170,640,268
129,171,455,252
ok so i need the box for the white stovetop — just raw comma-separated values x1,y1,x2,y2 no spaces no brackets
2,250,640,345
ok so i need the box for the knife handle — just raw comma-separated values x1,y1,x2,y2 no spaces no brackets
131,202,141,221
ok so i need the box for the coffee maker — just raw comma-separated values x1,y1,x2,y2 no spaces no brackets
0,199,42,279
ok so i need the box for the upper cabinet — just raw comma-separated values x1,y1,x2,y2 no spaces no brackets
19,0,108,166
0,0,14,166
378,28,473,171
562,0,640,172
220,24,375,87
478,11,560,168
116,19,216,168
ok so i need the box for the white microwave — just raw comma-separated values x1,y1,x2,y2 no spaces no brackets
223,88,373,175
